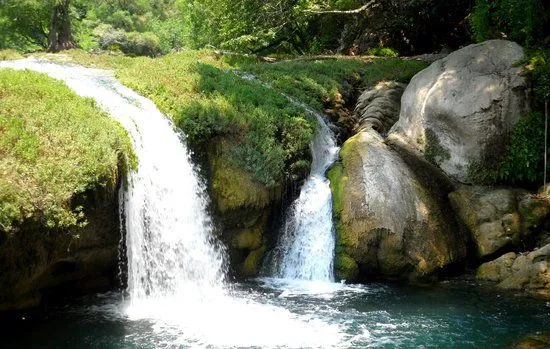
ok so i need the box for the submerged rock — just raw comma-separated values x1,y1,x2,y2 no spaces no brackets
477,244,550,297
449,186,527,258
513,332,550,349
389,40,530,182
329,129,467,282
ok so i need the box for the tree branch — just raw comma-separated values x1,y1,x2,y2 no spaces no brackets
304,0,377,15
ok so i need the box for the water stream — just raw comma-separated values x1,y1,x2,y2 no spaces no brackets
1,59,549,348
267,111,339,281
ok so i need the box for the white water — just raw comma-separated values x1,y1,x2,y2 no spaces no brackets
236,71,340,281
0,58,348,347
268,109,340,281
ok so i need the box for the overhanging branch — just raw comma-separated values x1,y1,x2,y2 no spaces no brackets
304,0,377,15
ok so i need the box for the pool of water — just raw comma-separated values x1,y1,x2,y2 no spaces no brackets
1,278,548,348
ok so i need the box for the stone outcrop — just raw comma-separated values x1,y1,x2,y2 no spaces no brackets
513,332,550,349
477,244,550,297
207,138,281,277
354,81,406,134
388,40,530,183
329,129,467,282
449,186,528,258
0,180,122,311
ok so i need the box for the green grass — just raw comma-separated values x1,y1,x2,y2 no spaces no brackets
64,50,316,186
0,69,133,231
61,50,427,185
235,56,428,110
0,49,24,60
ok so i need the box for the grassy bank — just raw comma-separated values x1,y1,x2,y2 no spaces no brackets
56,49,427,185
0,69,132,231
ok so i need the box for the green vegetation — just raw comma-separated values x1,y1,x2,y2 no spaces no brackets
240,57,428,110
62,50,316,186
471,0,549,47
468,112,545,186
59,49,427,185
1,0,476,57
0,69,133,231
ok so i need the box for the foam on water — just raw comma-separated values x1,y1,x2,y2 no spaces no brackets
0,58,349,348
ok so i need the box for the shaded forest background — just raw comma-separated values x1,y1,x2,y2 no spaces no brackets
0,0,548,57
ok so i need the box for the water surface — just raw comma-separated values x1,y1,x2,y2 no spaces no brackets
2,279,548,348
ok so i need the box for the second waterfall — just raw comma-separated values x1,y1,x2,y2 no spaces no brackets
267,109,340,282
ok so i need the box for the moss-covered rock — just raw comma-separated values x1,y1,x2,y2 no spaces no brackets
0,178,122,311
449,186,527,258
207,138,282,277
329,129,467,283
513,332,550,349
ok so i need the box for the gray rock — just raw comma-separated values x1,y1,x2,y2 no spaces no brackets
476,252,517,281
355,81,406,134
477,244,550,296
389,40,529,182
449,186,527,258
329,129,467,282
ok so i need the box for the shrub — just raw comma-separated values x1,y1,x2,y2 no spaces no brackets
471,0,548,47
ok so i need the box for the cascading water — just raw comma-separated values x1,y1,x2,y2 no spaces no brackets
0,58,226,302
0,58,347,348
268,111,339,281
235,72,340,282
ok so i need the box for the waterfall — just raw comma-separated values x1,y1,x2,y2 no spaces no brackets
235,71,340,282
0,58,226,301
269,109,339,282
1,59,347,347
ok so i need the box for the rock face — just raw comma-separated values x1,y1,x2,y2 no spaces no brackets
329,129,467,282
207,139,281,277
449,186,527,258
389,40,530,182
477,244,550,296
0,181,121,311
354,81,406,134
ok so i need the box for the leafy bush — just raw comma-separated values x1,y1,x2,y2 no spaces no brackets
498,112,545,184
367,47,398,57
471,0,548,47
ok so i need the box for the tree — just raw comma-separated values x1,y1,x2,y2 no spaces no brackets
0,0,78,52
47,0,77,52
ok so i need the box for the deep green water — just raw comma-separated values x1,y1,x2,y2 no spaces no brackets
1,278,549,348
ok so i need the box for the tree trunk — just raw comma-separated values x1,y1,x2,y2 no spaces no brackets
47,0,77,52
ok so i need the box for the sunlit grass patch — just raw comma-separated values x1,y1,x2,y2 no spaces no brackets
0,69,132,231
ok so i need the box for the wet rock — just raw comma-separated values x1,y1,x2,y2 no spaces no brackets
0,180,122,311
207,138,281,277
477,244,550,296
513,332,550,349
389,40,530,182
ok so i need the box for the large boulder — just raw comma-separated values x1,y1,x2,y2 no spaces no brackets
328,129,467,282
449,186,528,258
0,181,122,311
477,244,550,297
389,40,530,182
